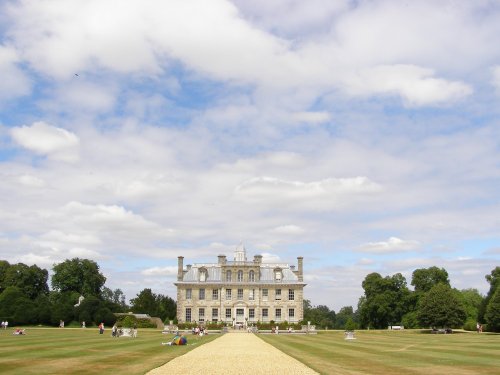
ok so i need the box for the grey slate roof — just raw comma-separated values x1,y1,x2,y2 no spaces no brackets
181,264,299,283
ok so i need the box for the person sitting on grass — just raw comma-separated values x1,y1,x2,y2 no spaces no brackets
13,329,26,335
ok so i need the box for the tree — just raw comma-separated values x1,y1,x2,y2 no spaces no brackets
2,263,49,299
411,267,450,293
0,260,11,293
303,300,335,329
359,272,411,328
417,283,466,328
484,287,500,332
130,288,157,315
479,267,500,323
457,288,483,322
51,258,106,297
335,306,356,329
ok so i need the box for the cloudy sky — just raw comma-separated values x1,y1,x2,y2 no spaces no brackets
1,0,499,311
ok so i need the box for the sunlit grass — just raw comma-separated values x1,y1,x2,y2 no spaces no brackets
0,327,217,375
259,330,500,375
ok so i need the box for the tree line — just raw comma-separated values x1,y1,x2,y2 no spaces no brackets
304,266,500,332
0,258,175,327
0,258,498,332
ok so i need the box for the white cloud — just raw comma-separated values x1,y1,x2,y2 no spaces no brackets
141,266,178,277
0,45,31,101
292,111,331,124
10,121,80,162
234,176,382,210
261,252,281,263
18,174,46,188
358,237,420,254
492,65,500,92
272,225,304,235
343,65,472,106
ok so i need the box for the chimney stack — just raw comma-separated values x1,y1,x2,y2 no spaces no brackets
177,256,184,281
253,255,263,264
218,255,227,265
297,257,303,282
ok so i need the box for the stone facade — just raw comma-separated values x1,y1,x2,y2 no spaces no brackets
175,244,306,327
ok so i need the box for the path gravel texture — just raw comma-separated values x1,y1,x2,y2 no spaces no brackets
147,332,319,375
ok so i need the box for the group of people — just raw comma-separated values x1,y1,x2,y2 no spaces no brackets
111,324,137,338
192,326,208,336
1,321,8,330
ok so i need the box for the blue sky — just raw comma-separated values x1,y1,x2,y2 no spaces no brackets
0,0,499,310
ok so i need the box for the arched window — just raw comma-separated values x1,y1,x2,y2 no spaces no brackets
226,270,232,282
249,270,255,282
237,270,243,282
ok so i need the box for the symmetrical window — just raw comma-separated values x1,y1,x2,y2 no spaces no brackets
226,270,232,282
199,288,205,300
262,308,268,319
199,268,207,282
226,288,232,300
288,289,295,301
225,308,232,319
249,308,255,320
275,288,281,300
212,289,219,300
186,288,192,299
236,308,244,319
185,308,192,322
262,288,268,301
275,308,282,320
288,308,295,320
249,289,254,301
249,270,255,282
237,288,243,300
212,308,218,321
199,308,205,322
274,268,282,281
237,270,243,282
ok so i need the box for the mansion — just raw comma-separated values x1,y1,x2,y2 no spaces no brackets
175,244,306,327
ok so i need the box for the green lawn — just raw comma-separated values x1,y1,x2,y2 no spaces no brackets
0,327,217,375
259,330,500,375
1,328,498,374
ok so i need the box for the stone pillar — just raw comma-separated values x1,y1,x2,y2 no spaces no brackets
297,257,303,282
177,256,184,281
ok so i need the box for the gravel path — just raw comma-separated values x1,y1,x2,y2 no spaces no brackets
146,332,319,375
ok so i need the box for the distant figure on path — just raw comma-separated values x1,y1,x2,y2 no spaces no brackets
99,322,104,334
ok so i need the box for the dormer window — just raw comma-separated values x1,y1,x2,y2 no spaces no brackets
274,268,282,282
199,268,208,282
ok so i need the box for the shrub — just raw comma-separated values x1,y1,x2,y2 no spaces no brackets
463,318,477,332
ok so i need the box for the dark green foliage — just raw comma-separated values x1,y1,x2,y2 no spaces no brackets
411,267,450,293
358,272,411,328
93,307,116,326
130,288,176,321
115,314,156,328
417,283,467,328
1,262,49,299
401,311,419,328
51,258,106,297
303,299,336,329
478,267,500,323
484,287,500,332
334,306,356,329
457,288,483,322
